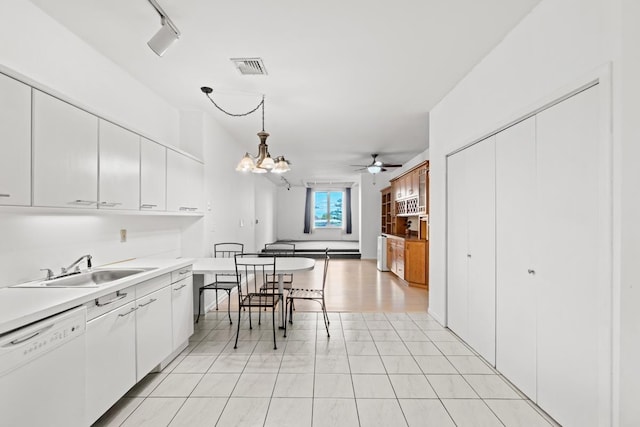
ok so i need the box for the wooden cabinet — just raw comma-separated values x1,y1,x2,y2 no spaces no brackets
171,276,194,349
167,149,204,212
405,240,426,287
98,120,140,210
85,301,137,425
386,237,405,280
140,137,167,211
33,90,99,208
136,286,172,381
380,187,392,234
0,74,31,206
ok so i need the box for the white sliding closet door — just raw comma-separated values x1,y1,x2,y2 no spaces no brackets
446,151,469,339
466,138,496,365
447,137,496,364
536,86,601,427
495,117,537,399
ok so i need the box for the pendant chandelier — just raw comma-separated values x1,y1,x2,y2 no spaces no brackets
200,86,290,174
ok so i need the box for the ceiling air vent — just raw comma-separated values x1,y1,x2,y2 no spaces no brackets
230,58,268,75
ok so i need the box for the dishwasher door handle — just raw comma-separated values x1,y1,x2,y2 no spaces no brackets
4,324,54,347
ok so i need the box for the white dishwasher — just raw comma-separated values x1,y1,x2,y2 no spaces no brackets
0,306,86,427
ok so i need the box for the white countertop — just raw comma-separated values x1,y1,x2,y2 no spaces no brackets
0,258,193,336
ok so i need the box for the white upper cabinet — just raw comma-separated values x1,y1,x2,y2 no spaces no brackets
140,137,166,211
0,74,31,207
33,90,98,208
98,120,140,210
167,149,203,212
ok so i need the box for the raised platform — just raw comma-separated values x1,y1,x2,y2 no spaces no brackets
264,240,361,259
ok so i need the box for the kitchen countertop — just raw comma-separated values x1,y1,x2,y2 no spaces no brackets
0,258,193,336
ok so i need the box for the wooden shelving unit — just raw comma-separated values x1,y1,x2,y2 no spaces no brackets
381,186,392,234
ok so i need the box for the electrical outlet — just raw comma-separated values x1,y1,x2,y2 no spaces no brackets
120,229,127,243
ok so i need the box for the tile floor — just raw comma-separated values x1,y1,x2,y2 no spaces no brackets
94,312,559,427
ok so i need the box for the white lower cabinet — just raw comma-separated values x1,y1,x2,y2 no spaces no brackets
172,276,194,349
86,301,137,425
135,286,172,382
84,266,194,423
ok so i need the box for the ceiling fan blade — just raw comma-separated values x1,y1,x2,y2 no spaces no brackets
353,167,367,171
380,163,402,168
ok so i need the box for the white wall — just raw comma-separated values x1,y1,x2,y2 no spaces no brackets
276,186,359,242
428,0,616,323
359,174,381,259
0,0,178,146
254,178,277,251
427,0,640,423
618,0,640,424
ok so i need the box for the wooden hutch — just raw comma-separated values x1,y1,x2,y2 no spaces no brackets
381,161,429,288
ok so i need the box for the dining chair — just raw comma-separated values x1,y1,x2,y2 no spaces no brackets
234,253,282,350
196,242,244,324
261,242,295,293
284,248,330,338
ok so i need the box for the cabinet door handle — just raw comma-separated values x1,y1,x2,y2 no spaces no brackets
99,201,122,207
179,206,198,212
138,298,157,307
96,291,128,307
174,283,187,291
69,200,97,206
178,269,190,275
118,307,138,317
0,194,10,198
528,269,536,275
467,254,472,258
140,204,158,209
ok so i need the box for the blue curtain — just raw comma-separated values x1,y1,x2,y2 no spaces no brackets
345,187,352,234
303,187,312,234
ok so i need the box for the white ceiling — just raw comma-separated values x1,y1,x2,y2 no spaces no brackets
29,0,540,186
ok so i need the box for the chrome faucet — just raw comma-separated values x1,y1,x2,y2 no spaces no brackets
60,254,93,276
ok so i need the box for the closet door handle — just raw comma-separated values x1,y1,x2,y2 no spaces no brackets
0,194,10,198
528,269,536,275
467,254,472,258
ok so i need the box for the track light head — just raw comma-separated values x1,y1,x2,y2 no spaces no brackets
148,20,178,56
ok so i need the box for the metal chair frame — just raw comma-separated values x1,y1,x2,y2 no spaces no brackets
262,242,295,290
197,242,244,324
284,249,330,338
234,253,282,350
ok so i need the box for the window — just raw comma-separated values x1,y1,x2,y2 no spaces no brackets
314,191,343,228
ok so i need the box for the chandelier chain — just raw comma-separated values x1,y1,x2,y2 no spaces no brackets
203,92,265,122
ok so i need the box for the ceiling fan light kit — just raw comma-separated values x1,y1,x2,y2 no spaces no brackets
200,86,290,174
354,154,402,175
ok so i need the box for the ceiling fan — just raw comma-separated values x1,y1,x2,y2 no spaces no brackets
352,154,403,174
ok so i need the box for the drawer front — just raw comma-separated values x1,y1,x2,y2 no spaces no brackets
171,266,192,283
136,273,171,299
85,286,136,321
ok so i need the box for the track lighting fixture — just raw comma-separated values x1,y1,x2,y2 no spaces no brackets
147,0,180,56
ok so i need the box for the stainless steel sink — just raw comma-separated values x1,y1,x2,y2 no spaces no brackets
13,268,156,288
